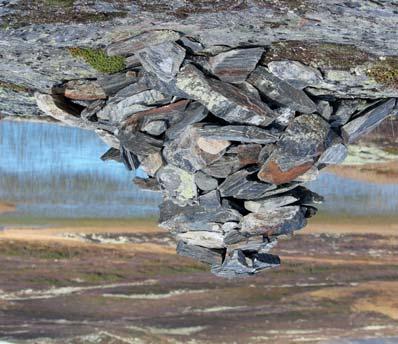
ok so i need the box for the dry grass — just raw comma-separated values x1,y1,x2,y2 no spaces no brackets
307,281,398,321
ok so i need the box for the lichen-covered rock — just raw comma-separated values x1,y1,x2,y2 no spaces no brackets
176,64,276,126
267,60,323,89
248,66,317,114
157,165,197,206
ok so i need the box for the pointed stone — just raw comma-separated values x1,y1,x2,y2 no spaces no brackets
267,60,323,89
166,102,208,140
163,124,230,173
106,30,181,56
209,48,264,83
137,41,186,83
211,250,254,278
100,147,121,163
330,99,368,127
81,100,106,121
139,151,163,176
318,143,348,165
197,125,279,144
176,64,276,126
342,98,396,143
178,36,204,53
248,66,317,114
218,168,275,200
240,206,307,237
317,100,333,121
157,165,197,207
118,126,163,158
258,114,330,185
176,241,223,265
252,253,281,272
133,177,160,191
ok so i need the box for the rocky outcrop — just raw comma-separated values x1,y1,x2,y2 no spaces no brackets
21,29,397,278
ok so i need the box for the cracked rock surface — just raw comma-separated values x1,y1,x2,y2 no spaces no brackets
26,29,398,278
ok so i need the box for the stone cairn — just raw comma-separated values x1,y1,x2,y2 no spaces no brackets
35,30,397,278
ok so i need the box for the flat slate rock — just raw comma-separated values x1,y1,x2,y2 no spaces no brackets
157,165,197,207
248,66,317,114
176,231,225,249
163,124,230,173
240,206,307,237
122,99,189,133
218,168,275,200
97,72,139,96
176,240,223,265
197,125,279,144
258,114,330,185
118,126,163,158
64,79,107,100
137,41,186,83
97,89,172,123
267,60,323,89
244,195,299,212
342,98,396,143
209,48,264,83
201,154,242,178
176,64,276,127
106,30,181,56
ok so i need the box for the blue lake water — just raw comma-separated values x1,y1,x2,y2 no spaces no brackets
0,120,397,223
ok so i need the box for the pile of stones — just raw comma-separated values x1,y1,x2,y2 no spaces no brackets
35,30,397,278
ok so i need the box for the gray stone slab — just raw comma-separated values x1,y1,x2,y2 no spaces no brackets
248,66,317,114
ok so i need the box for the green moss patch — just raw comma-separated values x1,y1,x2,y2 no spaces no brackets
69,47,126,74
262,41,374,70
367,57,398,89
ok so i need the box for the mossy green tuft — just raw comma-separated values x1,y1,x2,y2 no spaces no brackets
69,47,126,74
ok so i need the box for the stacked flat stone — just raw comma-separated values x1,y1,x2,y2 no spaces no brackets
35,30,398,278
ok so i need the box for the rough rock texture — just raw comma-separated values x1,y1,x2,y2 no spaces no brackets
23,30,398,277
1,2,398,278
